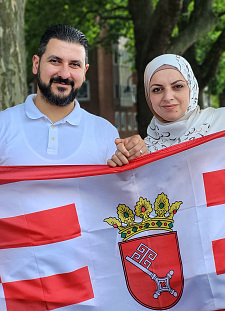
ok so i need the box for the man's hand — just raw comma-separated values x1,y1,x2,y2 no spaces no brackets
107,135,148,167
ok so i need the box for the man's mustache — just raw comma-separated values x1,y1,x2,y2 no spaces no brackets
50,77,74,87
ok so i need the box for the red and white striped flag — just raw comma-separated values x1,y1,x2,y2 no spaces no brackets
1,131,225,311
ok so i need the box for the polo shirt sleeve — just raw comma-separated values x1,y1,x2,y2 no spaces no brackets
92,116,119,164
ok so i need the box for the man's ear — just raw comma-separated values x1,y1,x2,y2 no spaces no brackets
83,64,89,82
85,64,89,74
32,55,40,75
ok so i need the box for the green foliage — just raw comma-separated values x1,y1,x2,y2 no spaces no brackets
25,0,131,73
25,0,225,101
25,0,97,70
213,0,225,11
195,30,221,63
194,2,225,95
153,0,159,8
209,52,225,95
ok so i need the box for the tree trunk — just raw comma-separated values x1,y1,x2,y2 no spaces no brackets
0,0,27,110
128,0,183,138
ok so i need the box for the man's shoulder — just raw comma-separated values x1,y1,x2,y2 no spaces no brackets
81,108,115,127
0,103,24,118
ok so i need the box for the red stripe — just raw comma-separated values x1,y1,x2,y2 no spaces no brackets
212,238,225,275
3,266,94,311
0,130,225,185
0,204,81,249
203,169,225,207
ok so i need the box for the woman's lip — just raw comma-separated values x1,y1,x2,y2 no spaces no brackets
162,105,178,110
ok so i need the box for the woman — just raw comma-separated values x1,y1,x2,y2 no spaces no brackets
143,53,224,152
108,54,225,166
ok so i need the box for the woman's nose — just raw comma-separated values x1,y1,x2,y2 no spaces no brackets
163,88,174,101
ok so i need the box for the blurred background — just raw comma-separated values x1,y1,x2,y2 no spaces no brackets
1,0,225,138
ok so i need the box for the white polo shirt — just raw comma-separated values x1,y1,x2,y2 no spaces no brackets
0,94,119,165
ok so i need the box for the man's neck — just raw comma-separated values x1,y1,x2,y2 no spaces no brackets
34,92,75,123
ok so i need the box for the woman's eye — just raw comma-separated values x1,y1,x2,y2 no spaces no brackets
174,84,184,89
152,87,162,93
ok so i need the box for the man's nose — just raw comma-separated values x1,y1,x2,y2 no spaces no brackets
57,64,71,79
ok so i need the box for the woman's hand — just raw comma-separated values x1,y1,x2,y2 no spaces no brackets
107,135,148,167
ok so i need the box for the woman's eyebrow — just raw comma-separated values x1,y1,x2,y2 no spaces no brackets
150,79,186,88
171,79,186,84
150,83,163,88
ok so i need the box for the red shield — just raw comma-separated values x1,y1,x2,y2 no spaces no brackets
119,232,183,310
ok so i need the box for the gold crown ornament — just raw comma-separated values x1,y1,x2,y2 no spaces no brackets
104,193,182,241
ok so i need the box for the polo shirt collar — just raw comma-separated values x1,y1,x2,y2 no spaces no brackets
25,94,82,125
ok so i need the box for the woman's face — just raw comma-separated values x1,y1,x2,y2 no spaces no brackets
149,68,190,122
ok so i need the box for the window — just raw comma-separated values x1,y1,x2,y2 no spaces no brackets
114,84,120,99
115,112,120,131
77,81,90,101
128,112,133,131
121,112,126,131
113,48,119,65
134,112,138,131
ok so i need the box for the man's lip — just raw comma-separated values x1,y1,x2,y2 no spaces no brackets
53,81,71,86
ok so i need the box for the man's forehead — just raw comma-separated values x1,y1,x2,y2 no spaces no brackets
44,38,85,58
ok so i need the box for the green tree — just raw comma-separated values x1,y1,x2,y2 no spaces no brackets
25,0,225,137
0,0,27,109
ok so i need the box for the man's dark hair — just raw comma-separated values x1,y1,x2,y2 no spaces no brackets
37,24,88,64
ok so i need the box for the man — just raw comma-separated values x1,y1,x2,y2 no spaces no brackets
0,25,108,165
0,24,146,166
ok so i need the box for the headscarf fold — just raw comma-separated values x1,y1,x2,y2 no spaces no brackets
144,54,214,152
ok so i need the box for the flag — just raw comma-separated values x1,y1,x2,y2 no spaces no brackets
1,131,225,310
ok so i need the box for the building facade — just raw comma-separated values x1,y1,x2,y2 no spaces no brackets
78,38,138,138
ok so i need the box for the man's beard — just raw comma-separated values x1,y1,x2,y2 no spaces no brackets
37,68,80,107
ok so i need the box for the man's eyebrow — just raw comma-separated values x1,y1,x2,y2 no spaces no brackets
70,59,82,64
47,55,62,60
47,55,82,64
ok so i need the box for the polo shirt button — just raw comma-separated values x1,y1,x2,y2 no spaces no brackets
51,137,55,141
51,125,54,129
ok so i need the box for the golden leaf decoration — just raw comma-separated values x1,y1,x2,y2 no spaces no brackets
154,193,170,217
135,197,152,219
104,217,122,228
117,204,134,225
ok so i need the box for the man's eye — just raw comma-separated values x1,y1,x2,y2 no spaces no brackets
71,63,80,68
50,59,60,64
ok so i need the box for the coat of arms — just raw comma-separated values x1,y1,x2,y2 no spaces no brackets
104,193,183,310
